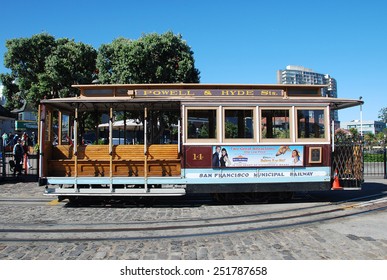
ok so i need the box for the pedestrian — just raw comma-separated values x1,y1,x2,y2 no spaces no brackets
13,138,24,176
13,133,19,145
8,133,14,146
31,132,36,146
2,132,8,147
22,140,32,169
22,132,29,146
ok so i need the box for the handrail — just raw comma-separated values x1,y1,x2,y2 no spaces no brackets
144,106,148,192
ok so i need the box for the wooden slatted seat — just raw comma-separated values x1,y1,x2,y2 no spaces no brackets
113,145,144,160
51,145,73,160
48,144,180,177
77,145,110,160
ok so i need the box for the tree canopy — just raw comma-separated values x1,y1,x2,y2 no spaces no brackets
378,107,387,123
96,32,200,84
95,32,201,142
0,33,97,110
1,32,200,111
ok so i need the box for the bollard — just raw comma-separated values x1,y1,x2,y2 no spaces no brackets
24,153,28,175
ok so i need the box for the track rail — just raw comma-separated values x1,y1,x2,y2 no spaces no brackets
1,194,387,242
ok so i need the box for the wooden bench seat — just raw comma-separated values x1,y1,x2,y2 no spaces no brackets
48,144,180,177
52,145,73,159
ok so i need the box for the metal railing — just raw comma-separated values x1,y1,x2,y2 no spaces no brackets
363,147,387,178
1,143,39,182
332,136,363,188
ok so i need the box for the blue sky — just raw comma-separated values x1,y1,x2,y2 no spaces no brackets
1,0,386,122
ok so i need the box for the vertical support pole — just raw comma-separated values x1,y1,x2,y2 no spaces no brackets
1,139,5,178
218,105,223,142
177,118,181,155
123,111,127,145
144,106,148,192
74,106,78,191
58,111,62,145
94,110,99,145
291,106,296,142
38,104,45,178
109,107,113,191
331,119,335,153
359,97,363,138
384,147,387,179
181,105,185,147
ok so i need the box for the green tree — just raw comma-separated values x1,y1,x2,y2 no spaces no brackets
96,32,200,84
376,132,386,141
96,32,200,143
0,33,97,110
378,107,387,123
349,127,359,140
364,133,376,147
43,38,97,98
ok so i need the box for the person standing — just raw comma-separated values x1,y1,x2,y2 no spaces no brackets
13,138,24,176
13,133,19,145
31,132,36,146
2,132,8,147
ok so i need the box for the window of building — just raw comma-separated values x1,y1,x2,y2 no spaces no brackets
260,108,290,140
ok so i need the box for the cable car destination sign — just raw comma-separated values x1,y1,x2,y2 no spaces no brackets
135,89,284,97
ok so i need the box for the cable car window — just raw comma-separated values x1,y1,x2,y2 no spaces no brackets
261,109,290,139
187,109,217,139
297,109,325,139
224,109,254,139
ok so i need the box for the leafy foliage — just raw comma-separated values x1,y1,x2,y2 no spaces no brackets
0,32,201,142
95,32,200,143
96,32,200,84
0,33,97,110
378,107,387,123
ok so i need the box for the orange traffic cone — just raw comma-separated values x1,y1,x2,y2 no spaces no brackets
332,169,343,190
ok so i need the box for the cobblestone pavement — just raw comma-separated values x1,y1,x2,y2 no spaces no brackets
0,179,387,260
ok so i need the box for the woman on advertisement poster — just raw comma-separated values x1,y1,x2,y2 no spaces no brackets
292,149,302,164
220,148,232,167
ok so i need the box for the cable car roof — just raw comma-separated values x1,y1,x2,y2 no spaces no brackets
40,83,363,111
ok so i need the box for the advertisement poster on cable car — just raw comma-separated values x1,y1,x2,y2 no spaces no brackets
212,145,304,167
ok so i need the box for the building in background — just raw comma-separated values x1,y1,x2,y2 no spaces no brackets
12,100,38,135
277,65,338,121
0,85,16,137
0,85,38,138
0,105,16,137
340,120,386,135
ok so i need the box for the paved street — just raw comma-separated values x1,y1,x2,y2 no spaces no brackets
0,178,386,260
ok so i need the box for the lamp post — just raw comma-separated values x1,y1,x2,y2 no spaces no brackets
384,134,387,179
359,96,363,138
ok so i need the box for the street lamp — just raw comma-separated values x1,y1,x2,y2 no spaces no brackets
359,96,363,138
384,134,387,179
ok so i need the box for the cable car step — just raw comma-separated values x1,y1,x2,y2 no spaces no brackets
44,187,186,196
